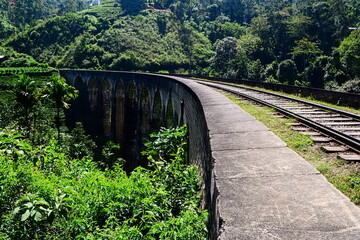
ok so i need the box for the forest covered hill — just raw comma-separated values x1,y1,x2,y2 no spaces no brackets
1,0,360,92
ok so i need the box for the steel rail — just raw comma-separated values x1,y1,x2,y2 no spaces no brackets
169,73,360,108
199,80,360,121
199,80,360,152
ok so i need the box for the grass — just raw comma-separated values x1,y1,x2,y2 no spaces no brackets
0,67,55,76
223,91,360,206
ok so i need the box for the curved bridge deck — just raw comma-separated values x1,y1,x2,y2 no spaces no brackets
61,71,360,239
180,77,360,239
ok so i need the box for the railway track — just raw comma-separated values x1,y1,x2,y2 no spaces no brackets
197,80,360,160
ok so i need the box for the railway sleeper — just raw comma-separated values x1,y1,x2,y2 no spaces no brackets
310,117,353,122
338,154,360,161
321,146,348,153
324,122,360,127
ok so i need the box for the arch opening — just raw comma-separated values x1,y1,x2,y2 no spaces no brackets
115,81,125,145
166,97,175,128
151,91,163,131
102,79,112,137
123,83,138,172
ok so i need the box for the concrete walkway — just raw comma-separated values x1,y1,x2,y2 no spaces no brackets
182,78,360,239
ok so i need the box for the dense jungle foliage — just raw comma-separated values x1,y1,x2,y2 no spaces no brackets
0,125,207,239
0,74,208,238
1,0,360,92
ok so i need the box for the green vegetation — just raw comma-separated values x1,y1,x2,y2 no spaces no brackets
45,75,79,140
224,92,360,206
0,0,99,30
0,125,208,239
0,67,54,76
0,73,208,239
0,0,359,92
0,47,54,75
1,74,77,144
3,10,212,72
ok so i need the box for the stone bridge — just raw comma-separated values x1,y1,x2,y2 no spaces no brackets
60,70,360,239
61,70,206,173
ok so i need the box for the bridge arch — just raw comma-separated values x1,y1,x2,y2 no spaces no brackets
74,76,85,89
68,76,87,126
62,70,211,221
88,77,99,112
165,95,175,127
115,81,125,145
140,87,151,142
101,79,112,137
152,90,163,130
123,83,139,170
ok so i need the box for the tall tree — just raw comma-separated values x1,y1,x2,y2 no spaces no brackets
286,14,312,41
220,0,256,24
303,2,336,53
338,29,360,78
11,75,40,135
210,37,248,78
290,37,322,72
249,11,290,63
277,59,298,85
45,74,78,141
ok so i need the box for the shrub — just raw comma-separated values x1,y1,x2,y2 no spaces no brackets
0,125,208,239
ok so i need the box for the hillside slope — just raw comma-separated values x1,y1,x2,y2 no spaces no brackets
5,2,212,73
2,0,360,92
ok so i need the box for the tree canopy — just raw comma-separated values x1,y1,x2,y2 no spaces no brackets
1,0,360,92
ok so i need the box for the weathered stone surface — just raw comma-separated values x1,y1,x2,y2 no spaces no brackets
212,148,319,178
188,81,360,239
219,226,360,240
217,175,360,239
211,131,287,151
191,91,234,106
203,103,255,123
207,120,268,134
180,79,233,106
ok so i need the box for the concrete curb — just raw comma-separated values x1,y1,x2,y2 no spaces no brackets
185,80,360,239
